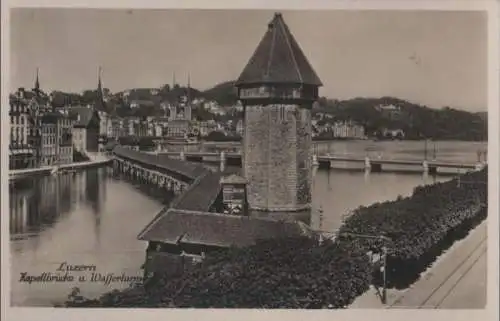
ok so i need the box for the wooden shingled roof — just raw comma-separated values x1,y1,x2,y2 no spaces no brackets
235,12,322,87
113,146,209,182
138,209,312,248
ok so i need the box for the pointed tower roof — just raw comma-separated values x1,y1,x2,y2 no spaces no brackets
95,66,106,110
97,66,103,93
235,12,322,87
34,68,40,93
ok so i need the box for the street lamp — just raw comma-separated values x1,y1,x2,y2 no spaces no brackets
314,229,392,304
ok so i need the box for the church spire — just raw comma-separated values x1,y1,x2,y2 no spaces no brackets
97,66,103,94
187,72,191,101
172,71,176,88
95,66,105,110
34,68,40,92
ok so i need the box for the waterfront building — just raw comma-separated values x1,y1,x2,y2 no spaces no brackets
134,120,149,137
40,113,59,166
331,121,366,139
9,70,51,169
109,117,124,139
71,106,100,153
98,110,111,138
9,90,34,169
38,110,74,166
165,119,190,138
56,111,74,164
235,12,322,214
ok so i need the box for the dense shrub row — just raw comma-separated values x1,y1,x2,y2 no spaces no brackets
339,168,487,288
66,237,372,308
64,168,487,308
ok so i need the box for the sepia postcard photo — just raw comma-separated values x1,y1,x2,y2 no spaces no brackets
1,1,499,321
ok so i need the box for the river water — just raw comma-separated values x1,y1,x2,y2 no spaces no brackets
9,140,487,306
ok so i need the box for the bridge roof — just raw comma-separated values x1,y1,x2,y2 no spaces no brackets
138,208,311,248
171,170,224,212
113,146,208,181
137,169,225,239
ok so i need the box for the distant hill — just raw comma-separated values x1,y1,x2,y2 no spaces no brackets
313,96,487,141
201,81,238,106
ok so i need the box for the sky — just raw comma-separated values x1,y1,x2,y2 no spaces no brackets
10,9,487,111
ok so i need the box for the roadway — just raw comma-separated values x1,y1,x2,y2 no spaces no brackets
349,220,487,309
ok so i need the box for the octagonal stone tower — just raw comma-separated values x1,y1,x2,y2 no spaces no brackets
235,12,322,214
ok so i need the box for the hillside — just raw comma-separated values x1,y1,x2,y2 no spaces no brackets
25,80,487,141
202,81,238,106
312,97,486,141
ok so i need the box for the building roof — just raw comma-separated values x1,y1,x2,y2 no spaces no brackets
235,12,322,87
69,107,99,128
113,146,209,182
171,170,223,212
137,209,312,248
41,112,63,123
137,169,224,238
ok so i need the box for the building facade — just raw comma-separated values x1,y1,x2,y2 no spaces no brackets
57,112,74,164
71,107,100,153
98,110,111,138
235,13,322,213
165,120,190,138
331,121,366,139
9,90,34,169
38,112,74,166
40,114,58,166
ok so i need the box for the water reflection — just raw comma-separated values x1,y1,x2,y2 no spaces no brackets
10,167,165,307
9,169,107,242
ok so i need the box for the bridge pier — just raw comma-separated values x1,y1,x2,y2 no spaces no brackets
226,155,242,167
220,152,226,172
423,161,438,176
318,159,331,170
371,162,382,173
364,157,371,171
186,155,203,162
312,154,319,167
